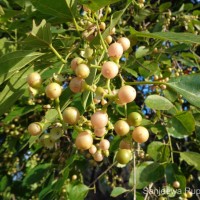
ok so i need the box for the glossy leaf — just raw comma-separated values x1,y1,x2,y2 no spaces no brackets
79,0,121,12
32,0,75,20
0,51,43,83
167,111,195,138
145,95,174,110
180,151,200,171
111,187,128,197
166,74,200,108
24,20,52,47
130,28,200,44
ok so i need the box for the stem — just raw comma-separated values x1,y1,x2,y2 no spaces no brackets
133,151,136,200
168,133,174,163
49,44,67,64
126,81,166,85
55,98,63,121
57,52,72,74
89,161,117,187
106,79,112,94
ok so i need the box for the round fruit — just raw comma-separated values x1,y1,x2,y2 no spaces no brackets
99,139,110,150
72,175,77,181
69,77,85,93
114,120,130,136
50,127,63,140
108,42,123,59
132,126,149,143
45,82,62,100
172,181,180,189
75,64,90,79
117,37,130,51
89,145,97,154
91,111,108,129
186,191,193,198
116,149,132,164
127,112,142,126
105,35,112,44
27,72,42,88
75,131,93,150
94,127,106,137
93,151,104,162
118,85,136,104
101,61,119,79
99,22,106,30
62,107,80,125
119,139,132,149
28,122,42,136
71,57,83,71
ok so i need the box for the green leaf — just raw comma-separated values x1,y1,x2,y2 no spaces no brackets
135,46,149,58
32,0,75,20
110,187,128,197
24,20,52,48
23,163,52,185
167,111,195,138
139,61,159,78
0,51,43,83
0,67,34,116
145,95,174,110
0,176,8,192
79,0,121,12
159,2,172,12
130,28,200,44
165,163,186,192
147,141,170,162
67,182,89,200
123,67,138,78
180,151,200,171
129,162,164,189
166,74,200,108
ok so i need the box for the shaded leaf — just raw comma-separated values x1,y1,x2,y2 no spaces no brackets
167,111,195,138
135,46,149,58
23,163,52,185
111,187,128,197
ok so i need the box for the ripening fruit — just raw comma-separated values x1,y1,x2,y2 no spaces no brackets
127,112,142,126
75,64,90,79
50,127,63,140
99,22,106,30
132,126,149,143
94,127,106,137
71,57,84,71
105,35,112,44
110,27,116,35
117,37,130,51
89,145,97,154
72,175,77,181
119,139,132,149
101,61,119,79
116,149,132,164
108,42,123,59
186,191,193,198
28,122,42,136
93,151,104,162
114,120,130,136
27,72,42,88
45,82,62,100
69,77,85,93
62,107,80,125
99,139,110,150
118,85,136,104
75,131,93,150
91,111,108,129
172,181,180,189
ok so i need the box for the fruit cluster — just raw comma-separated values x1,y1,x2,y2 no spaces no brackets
26,36,150,165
